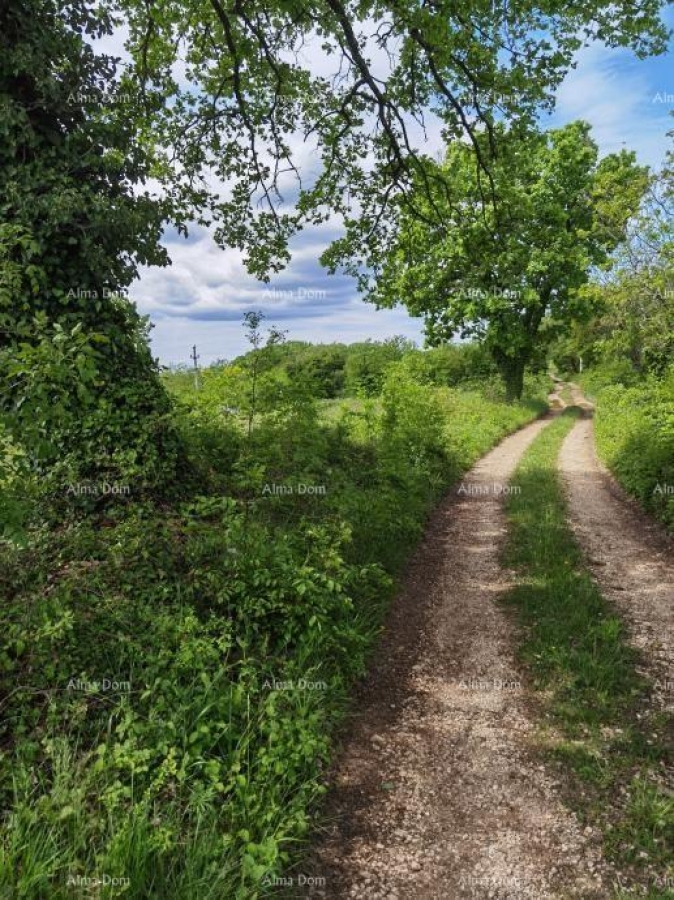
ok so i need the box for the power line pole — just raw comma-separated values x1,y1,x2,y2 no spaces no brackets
190,344,200,390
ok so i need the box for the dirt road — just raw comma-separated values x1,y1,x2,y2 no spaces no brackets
559,394,674,711
303,414,610,900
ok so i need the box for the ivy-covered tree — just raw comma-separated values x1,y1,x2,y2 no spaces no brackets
369,122,649,399
0,0,188,496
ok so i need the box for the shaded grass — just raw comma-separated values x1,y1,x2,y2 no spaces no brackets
503,409,674,898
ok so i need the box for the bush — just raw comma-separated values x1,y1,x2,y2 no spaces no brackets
0,355,548,898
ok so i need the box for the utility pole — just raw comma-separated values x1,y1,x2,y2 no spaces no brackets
190,344,200,390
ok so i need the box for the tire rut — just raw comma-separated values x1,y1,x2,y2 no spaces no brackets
558,403,674,711
301,414,610,900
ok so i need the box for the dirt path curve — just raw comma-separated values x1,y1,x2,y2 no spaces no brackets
559,388,674,709
303,414,609,900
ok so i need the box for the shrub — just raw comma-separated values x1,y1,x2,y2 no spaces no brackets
0,354,548,898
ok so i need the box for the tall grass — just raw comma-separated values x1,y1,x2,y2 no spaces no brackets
0,366,548,899
578,368,674,532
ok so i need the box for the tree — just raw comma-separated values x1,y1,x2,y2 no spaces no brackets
344,337,413,396
0,0,188,496
283,344,349,399
580,149,674,376
370,122,649,399
240,311,286,437
114,0,669,276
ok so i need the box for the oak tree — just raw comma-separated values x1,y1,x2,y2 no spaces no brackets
369,122,649,399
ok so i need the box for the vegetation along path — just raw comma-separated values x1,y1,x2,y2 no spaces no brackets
559,390,674,710
302,410,611,900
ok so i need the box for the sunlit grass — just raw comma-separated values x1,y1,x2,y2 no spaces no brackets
503,409,674,897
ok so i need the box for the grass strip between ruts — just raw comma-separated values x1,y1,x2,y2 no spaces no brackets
502,407,674,900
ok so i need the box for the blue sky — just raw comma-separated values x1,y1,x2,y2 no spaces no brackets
130,16,674,366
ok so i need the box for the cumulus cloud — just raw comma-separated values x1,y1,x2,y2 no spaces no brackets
134,218,357,324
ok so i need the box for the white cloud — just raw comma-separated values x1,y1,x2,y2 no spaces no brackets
548,39,673,168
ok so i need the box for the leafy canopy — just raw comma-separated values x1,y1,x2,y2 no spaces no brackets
370,122,649,398
113,0,669,276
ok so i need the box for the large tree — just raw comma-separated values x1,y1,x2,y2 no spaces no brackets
0,0,188,494
115,0,669,275
368,122,649,399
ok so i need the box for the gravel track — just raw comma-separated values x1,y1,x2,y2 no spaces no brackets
301,411,611,900
559,389,674,711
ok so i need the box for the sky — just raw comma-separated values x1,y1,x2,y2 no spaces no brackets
118,13,674,367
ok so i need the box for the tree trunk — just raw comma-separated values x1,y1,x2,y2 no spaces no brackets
495,354,526,402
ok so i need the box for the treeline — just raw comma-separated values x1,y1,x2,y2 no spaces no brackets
166,337,499,403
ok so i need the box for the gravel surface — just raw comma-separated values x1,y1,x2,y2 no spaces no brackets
559,387,674,712
300,410,612,900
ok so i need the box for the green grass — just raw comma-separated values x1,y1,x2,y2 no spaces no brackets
502,408,674,898
0,371,548,900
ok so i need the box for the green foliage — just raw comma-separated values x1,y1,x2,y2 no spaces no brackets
284,343,348,399
372,122,649,399
504,410,674,895
0,426,35,544
164,339,500,411
114,0,667,273
343,338,412,397
1,3,670,893
423,343,497,386
579,371,674,532
553,150,673,379
0,0,189,498
0,497,378,899
0,344,547,898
